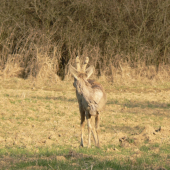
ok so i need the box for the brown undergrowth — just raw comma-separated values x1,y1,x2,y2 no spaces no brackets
1,53,170,87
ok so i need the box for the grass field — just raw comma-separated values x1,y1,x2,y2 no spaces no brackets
0,77,170,170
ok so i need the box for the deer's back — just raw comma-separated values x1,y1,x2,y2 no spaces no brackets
76,79,107,113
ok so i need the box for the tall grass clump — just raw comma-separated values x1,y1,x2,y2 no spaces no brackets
0,0,170,82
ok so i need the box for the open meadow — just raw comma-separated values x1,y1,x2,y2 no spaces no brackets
1,0,170,169
0,77,170,169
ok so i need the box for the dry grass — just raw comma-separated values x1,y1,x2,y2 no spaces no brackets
0,77,170,169
1,0,170,81
1,53,170,88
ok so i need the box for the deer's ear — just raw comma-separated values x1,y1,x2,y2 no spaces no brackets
86,65,94,79
69,64,79,80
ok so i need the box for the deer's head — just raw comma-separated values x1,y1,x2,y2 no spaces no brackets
69,56,94,88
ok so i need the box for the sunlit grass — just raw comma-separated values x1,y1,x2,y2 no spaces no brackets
0,78,170,169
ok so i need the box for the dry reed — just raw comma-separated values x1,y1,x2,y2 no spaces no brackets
0,0,170,85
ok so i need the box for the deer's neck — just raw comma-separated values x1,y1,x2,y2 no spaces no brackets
76,79,92,99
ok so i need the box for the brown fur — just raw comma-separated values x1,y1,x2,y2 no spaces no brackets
69,57,107,148
88,79,104,91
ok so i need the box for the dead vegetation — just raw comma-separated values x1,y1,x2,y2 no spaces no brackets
0,0,170,82
1,53,170,89
0,78,170,169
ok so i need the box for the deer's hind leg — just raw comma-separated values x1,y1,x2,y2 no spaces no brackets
95,112,100,147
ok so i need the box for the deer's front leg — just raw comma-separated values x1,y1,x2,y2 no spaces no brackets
80,112,85,147
79,105,85,147
86,111,92,148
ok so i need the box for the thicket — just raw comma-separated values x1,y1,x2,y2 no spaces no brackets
0,0,170,80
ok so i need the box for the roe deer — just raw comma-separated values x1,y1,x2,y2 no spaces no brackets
69,56,107,148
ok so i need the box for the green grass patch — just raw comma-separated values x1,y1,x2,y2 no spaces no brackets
1,144,170,170
7,157,133,170
140,145,150,152
160,145,170,154
151,143,160,148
